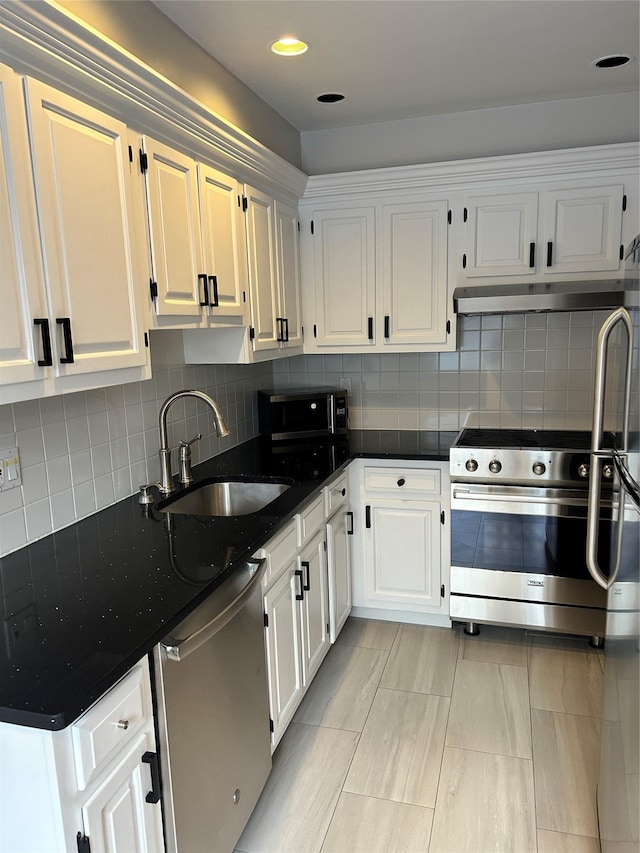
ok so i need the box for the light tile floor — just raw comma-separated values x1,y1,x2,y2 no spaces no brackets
236,618,604,853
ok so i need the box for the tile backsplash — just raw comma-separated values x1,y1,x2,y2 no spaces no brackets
0,333,272,557
0,311,609,557
273,311,610,432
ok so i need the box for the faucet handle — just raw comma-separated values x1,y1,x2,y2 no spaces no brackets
178,434,202,485
179,434,202,453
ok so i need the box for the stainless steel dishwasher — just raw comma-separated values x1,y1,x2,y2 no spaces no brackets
153,557,271,853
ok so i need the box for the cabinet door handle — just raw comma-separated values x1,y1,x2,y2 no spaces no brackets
294,568,304,600
365,505,371,528
384,315,390,338
198,273,209,307
142,751,161,804
397,478,406,487
208,274,219,307
301,560,311,591
56,318,74,363
33,318,52,367
283,317,289,342
529,242,535,268
346,511,354,535
546,241,553,267
367,317,373,340
341,488,346,496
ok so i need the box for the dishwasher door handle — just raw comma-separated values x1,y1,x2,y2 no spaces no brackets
162,558,266,662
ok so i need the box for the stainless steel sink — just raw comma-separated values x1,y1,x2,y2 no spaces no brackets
158,479,291,517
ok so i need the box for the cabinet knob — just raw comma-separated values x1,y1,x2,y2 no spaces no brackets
117,719,130,730
397,478,405,487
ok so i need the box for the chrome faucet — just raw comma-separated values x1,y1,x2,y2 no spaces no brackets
158,390,230,495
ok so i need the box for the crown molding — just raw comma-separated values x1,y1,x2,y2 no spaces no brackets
301,142,639,201
0,0,308,200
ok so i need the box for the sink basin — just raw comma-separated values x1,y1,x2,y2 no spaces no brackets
158,478,291,517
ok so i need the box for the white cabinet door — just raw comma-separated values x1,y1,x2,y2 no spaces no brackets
463,191,539,278
543,185,625,274
80,734,164,853
327,508,352,643
298,531,330,685
275,199,303,348
0,64,48,388
245,184,279,351
312,206,376,347
143,137,204,317
381,200,449,346
264,562,304,748
25,78,147,374
198,163,249,320
365,499,442,611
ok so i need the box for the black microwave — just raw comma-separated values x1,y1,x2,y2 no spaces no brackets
258,388,349,441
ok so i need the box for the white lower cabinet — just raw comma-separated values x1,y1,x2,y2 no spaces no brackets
349,458,450,626
0,658,162,853
261,477,351,751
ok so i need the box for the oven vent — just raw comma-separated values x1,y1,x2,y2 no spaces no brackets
453,279,637,316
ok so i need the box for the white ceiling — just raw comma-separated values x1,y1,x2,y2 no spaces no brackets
151,0,639,133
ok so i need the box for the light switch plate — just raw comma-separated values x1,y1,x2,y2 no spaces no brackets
0,447,22,491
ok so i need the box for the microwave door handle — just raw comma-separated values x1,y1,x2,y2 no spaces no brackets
328,393,336,435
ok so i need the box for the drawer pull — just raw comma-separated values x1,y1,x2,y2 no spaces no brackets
142,751,161,804
397,478,406,487
117,719,130,730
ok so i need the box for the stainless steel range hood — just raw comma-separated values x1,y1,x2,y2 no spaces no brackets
453,279,635,315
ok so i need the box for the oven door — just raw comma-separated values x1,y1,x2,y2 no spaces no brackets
450,483,608,634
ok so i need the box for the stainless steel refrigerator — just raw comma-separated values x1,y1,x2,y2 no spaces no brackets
587,237,639,852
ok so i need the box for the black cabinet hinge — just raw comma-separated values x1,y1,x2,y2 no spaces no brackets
264,612,269,628
149,279,158,300
463,207,468,222
144,332,149,348
238,195,242,208
447,209,452,225
242,291,247,303
311,220,314,235
441,584,445,598
313,324,317,338
446,320,451,335
622,194,627,212
297,221,300,231
242,196,248,212
440,510,445,525
269,718,274,733
462,254,467,269
249,326,255,340
326,622,330,634
139,148,148,173
128,145,133,163
323,540,327,551
620,244,625,260
77,833,91,853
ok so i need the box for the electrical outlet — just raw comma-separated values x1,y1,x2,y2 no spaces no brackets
0,447,21,491
340,377,352,393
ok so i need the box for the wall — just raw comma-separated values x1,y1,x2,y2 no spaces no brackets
55,0,302,169
301,92,640,174
273,311,610,432
0,334,273,558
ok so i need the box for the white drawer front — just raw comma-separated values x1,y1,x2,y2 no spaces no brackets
296,493,325,547
71,662,149,791
324,472,348,517
364,466,441,495
261,519,297,590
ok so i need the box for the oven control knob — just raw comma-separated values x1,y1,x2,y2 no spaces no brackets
465,459,478,472
488,460,502,474
602,464,614,479
578,463,590,478
532,462,546,476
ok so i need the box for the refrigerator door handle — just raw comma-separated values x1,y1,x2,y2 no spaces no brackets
586,307,633,590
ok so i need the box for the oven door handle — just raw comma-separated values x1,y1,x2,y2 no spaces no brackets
451,487,588,507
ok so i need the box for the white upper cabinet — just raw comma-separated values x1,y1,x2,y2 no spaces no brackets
0,64,48,390
1,66,149,404
461,183,626,282
381,199,449,346
197,163,249,321
302,198,452,353
310,205,377,348
142,137,204,318
275,199,303,349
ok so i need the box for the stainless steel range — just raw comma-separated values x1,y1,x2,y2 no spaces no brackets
450,428,612,641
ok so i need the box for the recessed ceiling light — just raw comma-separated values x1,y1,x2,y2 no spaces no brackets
317,93,345,104
270,37,309,57
592,53,632,68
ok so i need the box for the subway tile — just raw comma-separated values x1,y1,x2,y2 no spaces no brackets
24,498,52,540
524,350,545,371
21,463,49,505
42,422,67,461
73,481,97,518
480,351,501,371
62,392,87,420
524,329,547,350
0,508,27,553
481,315,503,330
459,330,480,351
504,314,525,329
66,416,90,451
70,450,93,486
459,351,480,370
525,314,547,329
46,456,72,495
50,490,76,529
0,407,15,435
13,400,41,431
40,396,66,425
481,330,503,351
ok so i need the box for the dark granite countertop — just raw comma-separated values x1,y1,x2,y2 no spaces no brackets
0,430,454,730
